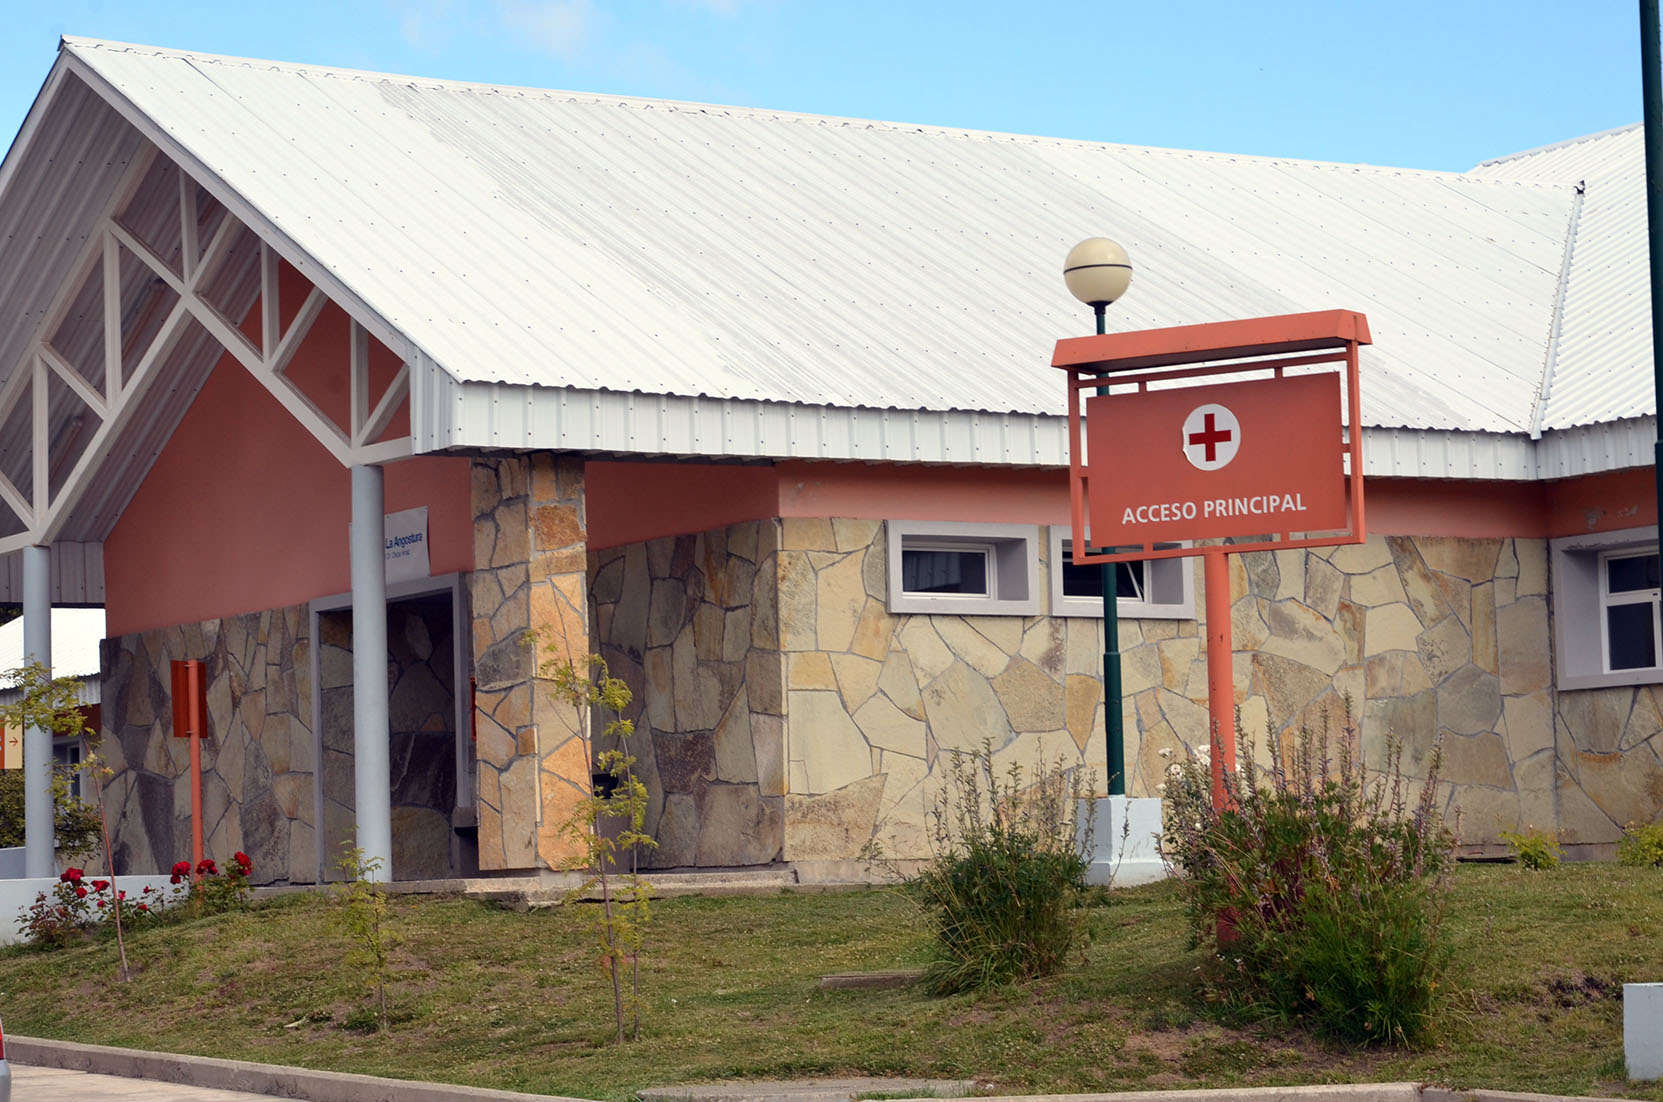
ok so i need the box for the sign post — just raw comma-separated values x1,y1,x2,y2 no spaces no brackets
170,660,207,883
1052,310,1369,808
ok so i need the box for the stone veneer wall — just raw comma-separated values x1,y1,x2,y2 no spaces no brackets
100,605,314,883
764,520,1651,862
589,520,785,867
469,455,594,870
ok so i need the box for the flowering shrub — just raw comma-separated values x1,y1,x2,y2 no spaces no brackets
200,852,253,913
16,851,253,948
1161,704,1455,1045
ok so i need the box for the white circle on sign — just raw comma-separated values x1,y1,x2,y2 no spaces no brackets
1182,403,1241,471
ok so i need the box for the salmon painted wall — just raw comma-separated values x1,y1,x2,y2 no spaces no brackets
585,458,1657,548
585,462,779,550
103,342,471,638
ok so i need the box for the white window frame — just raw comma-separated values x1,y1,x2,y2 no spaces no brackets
1599,546,1662,676
886,520,1040,616
1048,527,1195,620
53,735,89,802
1551,526,1663,690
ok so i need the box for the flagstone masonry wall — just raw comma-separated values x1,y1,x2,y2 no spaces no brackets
589,519,785,868
100,604,315,884
667,519,1652,862
468,454,595,871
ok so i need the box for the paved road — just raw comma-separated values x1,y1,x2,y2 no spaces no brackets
12,1064,277,1099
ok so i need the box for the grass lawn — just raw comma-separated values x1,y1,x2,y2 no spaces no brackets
0,863,1660,1101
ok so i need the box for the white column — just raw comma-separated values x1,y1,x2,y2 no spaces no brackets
350,464,391,881
22,544,54,877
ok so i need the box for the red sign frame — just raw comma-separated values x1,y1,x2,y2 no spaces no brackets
1052,310,1369,565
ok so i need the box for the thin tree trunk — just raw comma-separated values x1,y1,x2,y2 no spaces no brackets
95,772,130,982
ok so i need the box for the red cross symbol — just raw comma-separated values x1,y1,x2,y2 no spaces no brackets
1181,403,1241,471
1188,412,1233,462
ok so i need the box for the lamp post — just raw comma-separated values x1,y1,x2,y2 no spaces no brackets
1063,238,1133,797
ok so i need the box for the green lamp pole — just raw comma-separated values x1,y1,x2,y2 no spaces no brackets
1064,238,1134,797
1641,0,1663,536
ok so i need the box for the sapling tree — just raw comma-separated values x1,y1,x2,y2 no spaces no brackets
546,649,655,1043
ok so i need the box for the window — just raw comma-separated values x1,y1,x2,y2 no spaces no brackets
54,736,88,802
1552,527,1663,690
886,520,1039,615
1601,549,1661,673
1049,527,1195,620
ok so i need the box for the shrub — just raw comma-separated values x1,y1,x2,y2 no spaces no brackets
910,739,1095,995
1499,826,1561,869
1618,821,1663,867
1161,703,1455,1045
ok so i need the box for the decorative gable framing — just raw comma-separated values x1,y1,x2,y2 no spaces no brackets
0,141,414,558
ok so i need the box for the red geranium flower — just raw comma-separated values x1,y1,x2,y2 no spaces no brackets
234,852,252,874
95,899,105,909
136,903,149,913
169,873,182,885
196,858,217,876
60,867,84,883
172,860,191,877
142,885,152,894
117,890,126,900
91,879,110,892
74,885,87,898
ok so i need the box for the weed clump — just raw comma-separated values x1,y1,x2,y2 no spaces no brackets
908,740,1095,994
1618,821,1663,867
1161,703,1455,1045
1500,827,1561,870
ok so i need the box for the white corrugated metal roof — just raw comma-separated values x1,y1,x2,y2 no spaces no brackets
56,38,1579,436
1,36,1654,504
1471,125,1652,432
0,607,105,682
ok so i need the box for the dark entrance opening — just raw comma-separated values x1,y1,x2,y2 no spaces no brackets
317,589,473,880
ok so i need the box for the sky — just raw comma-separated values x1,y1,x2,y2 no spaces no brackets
0,1,1648,175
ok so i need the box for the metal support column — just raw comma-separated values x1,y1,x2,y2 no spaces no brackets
350,464,391,881
22,544,54,877
1203,548,1237,808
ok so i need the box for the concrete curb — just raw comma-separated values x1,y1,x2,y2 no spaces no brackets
8,1035,594,1102
4,1039,1639,1102
639,1077,978,1102
968,1088,1424,1102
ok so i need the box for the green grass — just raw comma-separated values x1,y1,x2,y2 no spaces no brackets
1,865,1661,1100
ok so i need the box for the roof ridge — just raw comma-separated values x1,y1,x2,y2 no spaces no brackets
1475,122,1642,170
1528,182,1587,439
62,35,1544,186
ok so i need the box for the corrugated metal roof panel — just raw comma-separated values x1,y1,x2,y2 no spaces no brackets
0,606,105,680
1471,125,1653,431
60,39,1577,440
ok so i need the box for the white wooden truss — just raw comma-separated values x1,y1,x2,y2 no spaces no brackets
0,145,412,557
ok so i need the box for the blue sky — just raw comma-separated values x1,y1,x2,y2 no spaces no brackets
0,1,1647,172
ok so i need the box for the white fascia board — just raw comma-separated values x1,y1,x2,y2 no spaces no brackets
58,52,425,384
425,381,1652,484
0,51,74,208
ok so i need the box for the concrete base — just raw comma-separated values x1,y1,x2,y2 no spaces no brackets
1080,795,1167,887
1626,982,1663,1079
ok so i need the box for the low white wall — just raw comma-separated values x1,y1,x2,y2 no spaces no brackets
1,874,177,946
